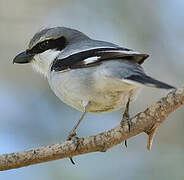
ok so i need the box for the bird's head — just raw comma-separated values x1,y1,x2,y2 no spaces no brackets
13,27,89,77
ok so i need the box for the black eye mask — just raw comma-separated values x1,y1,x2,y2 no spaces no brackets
27,36,67,55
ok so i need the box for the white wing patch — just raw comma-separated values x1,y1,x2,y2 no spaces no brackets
83,56,100,64
83,50,141,65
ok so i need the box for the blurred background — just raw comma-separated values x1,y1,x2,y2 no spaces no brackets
0,0,184,179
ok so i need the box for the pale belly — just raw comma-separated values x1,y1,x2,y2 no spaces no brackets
48,62,141,113
85,88,140,113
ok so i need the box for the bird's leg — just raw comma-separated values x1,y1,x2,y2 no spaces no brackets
121,98,131,147
67,102,91,141
66,101,91,164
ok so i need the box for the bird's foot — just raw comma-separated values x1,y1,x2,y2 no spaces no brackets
66,131,80,164
121,99,131,147
67,131,77,141
121,114,131,131
121,113,131,147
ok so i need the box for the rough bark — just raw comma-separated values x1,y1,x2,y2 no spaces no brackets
0,88,183,171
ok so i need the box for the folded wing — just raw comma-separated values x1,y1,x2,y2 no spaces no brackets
51,47,149,72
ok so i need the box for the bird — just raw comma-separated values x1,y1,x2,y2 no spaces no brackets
13,27,175,163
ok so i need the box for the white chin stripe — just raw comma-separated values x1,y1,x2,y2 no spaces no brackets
32,50,61,76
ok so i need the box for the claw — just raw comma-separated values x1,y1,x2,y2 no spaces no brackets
125,140,128,147
70,157,75,164
67,131,77,141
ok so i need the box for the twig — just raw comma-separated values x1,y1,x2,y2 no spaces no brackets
0,88,183,171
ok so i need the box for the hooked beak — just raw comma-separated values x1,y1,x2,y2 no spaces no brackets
13,51,34,64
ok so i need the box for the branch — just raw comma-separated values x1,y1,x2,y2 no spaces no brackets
0,88,184,171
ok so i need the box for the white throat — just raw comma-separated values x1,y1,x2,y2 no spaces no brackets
32,50,61,77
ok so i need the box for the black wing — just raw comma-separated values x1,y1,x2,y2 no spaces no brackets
51,47,149,72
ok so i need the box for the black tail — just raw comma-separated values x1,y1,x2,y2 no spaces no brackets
125,75,176,89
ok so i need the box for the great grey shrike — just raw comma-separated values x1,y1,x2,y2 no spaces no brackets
13,27,175,162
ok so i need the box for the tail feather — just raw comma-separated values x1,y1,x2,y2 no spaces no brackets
125,75,175,89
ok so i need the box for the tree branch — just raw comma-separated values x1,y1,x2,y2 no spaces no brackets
0,88,184,171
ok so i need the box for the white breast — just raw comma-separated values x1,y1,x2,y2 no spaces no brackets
48,60,141,113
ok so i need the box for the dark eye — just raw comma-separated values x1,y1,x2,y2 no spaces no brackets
39,40,49,50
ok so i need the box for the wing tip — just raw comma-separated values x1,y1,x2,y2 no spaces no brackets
137,54,149,65
154,83,176,90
